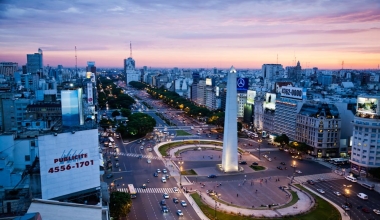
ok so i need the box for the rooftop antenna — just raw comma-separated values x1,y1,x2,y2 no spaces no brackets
130,41,132,58
75,46,78,76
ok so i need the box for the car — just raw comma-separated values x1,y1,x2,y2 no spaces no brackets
173,187,179,192
147,159,151,164
114,156,119,161
160,200,166,205
208,174,217,178
263,155,268,158
280,162,286,165
277,166,283,170
140,146,144,150
161,206,168,213
333,191,341,196
181,200,187,207
106,173,113,179
295,170,302,174
268,158,272,162
157,169,161,173
142,184,147,189
317,189,325,194
239,161,247,165
163,193,169,199
357,193,368,200
163,169,167,174
373,209,380,215
252,162,259,165
306,180,315,185
344,202,352,208
153,172,158,177
290,164,296,168
207,190,215,196
341,205,350,211
173,198,179,203
362,207,371,213
177,210,184,216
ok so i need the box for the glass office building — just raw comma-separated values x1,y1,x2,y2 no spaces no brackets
61,89,84,127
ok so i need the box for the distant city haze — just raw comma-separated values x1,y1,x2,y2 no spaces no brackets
0,0,379,69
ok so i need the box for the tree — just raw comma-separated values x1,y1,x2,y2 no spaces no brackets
127,113,156,137
237,122,243,132
110,191,132,220
274,134,290,147
120,108,131,117
369,167,380,179
112,110,120,117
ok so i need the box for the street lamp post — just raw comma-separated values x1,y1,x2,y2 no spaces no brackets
258,139,262,160
178,161,184,186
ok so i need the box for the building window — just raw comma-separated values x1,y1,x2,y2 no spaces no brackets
30,140,35,147
25,155,31,161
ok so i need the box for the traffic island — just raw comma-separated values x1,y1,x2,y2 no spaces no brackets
249,165,266,171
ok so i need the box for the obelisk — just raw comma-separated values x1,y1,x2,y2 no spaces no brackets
221,66,239,172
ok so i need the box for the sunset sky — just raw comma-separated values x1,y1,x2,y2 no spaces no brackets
0,0,379,69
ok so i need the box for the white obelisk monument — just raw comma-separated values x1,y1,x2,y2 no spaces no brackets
221,66,239,172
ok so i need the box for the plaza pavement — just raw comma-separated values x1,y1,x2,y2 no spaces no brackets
154,140,350,220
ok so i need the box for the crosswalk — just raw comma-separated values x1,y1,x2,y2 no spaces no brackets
117,187,182,194
293,172,345,183
111,152,161,160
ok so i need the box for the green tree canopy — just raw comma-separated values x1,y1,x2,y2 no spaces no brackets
274,134,290,147
110,191,132,220
127,113,156,136
112,110,121,117
120,108,131,117
129,81,147,90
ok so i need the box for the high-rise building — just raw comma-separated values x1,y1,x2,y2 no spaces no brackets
0,62,18,76
27,48,43,74
262,64,283,80
351,95,380,177
296,103,341,157
61,88,84,127
273,87,305,140
86,61,96,74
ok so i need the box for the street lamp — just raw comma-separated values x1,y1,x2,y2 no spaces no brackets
178,161,184,186
258,139,262,160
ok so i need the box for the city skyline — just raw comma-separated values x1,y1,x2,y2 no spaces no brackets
0,0,379,69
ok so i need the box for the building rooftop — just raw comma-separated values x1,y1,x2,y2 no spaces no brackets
26,199,102,220
299,103,340,118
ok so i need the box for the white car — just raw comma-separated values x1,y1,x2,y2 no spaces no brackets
177,210,184,216
163,193,169,199
140,146,144,150
373,209,380,215
295,170,302,174
181,200,187,207
333,191,341,196
163,169,167,174
157,169,161,173
173,187,179,192
147,159,151,164
317,189,325,194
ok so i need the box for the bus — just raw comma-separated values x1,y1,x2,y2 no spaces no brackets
329,158,349,165
108,137,115,147
127,184,137,198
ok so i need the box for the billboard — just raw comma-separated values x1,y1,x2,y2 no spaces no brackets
264,93,276,110
236,78,248,92
206,78,212,86
247,90,256,104
357,97,380,115
280,86,304,100
87,83,93,105
39,129,100,200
